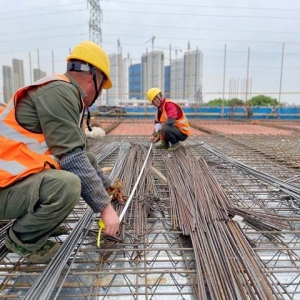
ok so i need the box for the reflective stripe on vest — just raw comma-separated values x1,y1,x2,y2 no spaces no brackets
155,99,191,136
0,74,83,187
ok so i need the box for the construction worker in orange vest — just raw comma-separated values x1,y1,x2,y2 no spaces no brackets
147,88,190,151
0,41,122,263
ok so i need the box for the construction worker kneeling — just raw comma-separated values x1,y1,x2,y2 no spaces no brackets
147,88,190,151
0,41,120,263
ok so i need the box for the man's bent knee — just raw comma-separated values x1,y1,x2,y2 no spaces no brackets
39,170,81,208
58,171,81,206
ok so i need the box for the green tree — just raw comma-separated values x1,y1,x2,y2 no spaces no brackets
206,95,280,107
228,98,244,106
205,98,244,107
205,98,224,107
248,95,279,106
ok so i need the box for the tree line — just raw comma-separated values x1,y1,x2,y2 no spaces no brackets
205,95,279,107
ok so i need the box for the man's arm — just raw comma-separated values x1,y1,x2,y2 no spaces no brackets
59,151,111,212
59,151,119,236
34,83,119,235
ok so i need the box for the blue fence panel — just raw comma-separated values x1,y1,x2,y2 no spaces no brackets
96,106,300,120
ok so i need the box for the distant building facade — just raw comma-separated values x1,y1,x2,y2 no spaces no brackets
129,63,142,100
106,53,124,105
2,66,13,103
122,55,130,102
141,51,164,97
170,58,184,100
1,46,203,107
183,49,203,104
12,59,25,91
164,65,170,98
33,68,47,81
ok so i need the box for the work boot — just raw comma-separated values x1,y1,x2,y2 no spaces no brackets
50,225,70,237
168,142,182,151
156,141,169,149
5,234,60,264
28,241,60,263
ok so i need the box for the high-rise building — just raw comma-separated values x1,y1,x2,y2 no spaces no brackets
129,63,142,100
170,58,184,100
164,65,170,98
106,53,123,105
2,66,13,103
184,49,203,104
122,55,130,102
33,68,47,81
12,59,25,91
106,53,130,106
141,51,164,97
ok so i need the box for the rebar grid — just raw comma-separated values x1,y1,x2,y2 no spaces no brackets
0,139,197,300
1,134,300,299
189,135,300,299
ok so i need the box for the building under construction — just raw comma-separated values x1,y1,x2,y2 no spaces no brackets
1,118,300,299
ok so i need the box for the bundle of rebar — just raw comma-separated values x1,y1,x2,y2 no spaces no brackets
162,150,292,299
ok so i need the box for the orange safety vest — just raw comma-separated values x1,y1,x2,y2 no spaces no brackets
155,99,191,136
0,74,84,188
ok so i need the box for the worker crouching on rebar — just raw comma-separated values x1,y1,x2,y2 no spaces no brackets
0,41,124,263
147,88,190,151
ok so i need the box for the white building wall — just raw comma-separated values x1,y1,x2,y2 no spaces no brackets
105,53,124,106
142,51,164,96
106,54,117,106
122,56,130,102
12,59,25,91
2,66,13,103
184,49,203,104
170,58,184,100
33,68,47,81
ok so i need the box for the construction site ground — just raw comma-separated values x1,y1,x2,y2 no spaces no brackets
1,118,300,300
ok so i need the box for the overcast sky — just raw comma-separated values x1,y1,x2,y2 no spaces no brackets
0,0,300,104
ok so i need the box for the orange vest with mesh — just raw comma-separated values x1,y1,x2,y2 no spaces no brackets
155,99,191,136
0,74,82,188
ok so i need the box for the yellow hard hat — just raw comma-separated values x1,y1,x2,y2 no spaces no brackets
67,41,112,89
147,87,161,103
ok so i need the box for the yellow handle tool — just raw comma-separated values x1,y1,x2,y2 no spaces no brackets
97,219,106,248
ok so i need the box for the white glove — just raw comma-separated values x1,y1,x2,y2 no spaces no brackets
154,123,162,132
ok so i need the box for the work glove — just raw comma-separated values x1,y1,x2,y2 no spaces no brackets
154,123,162,132
151,131,160,143
106,178,128,204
